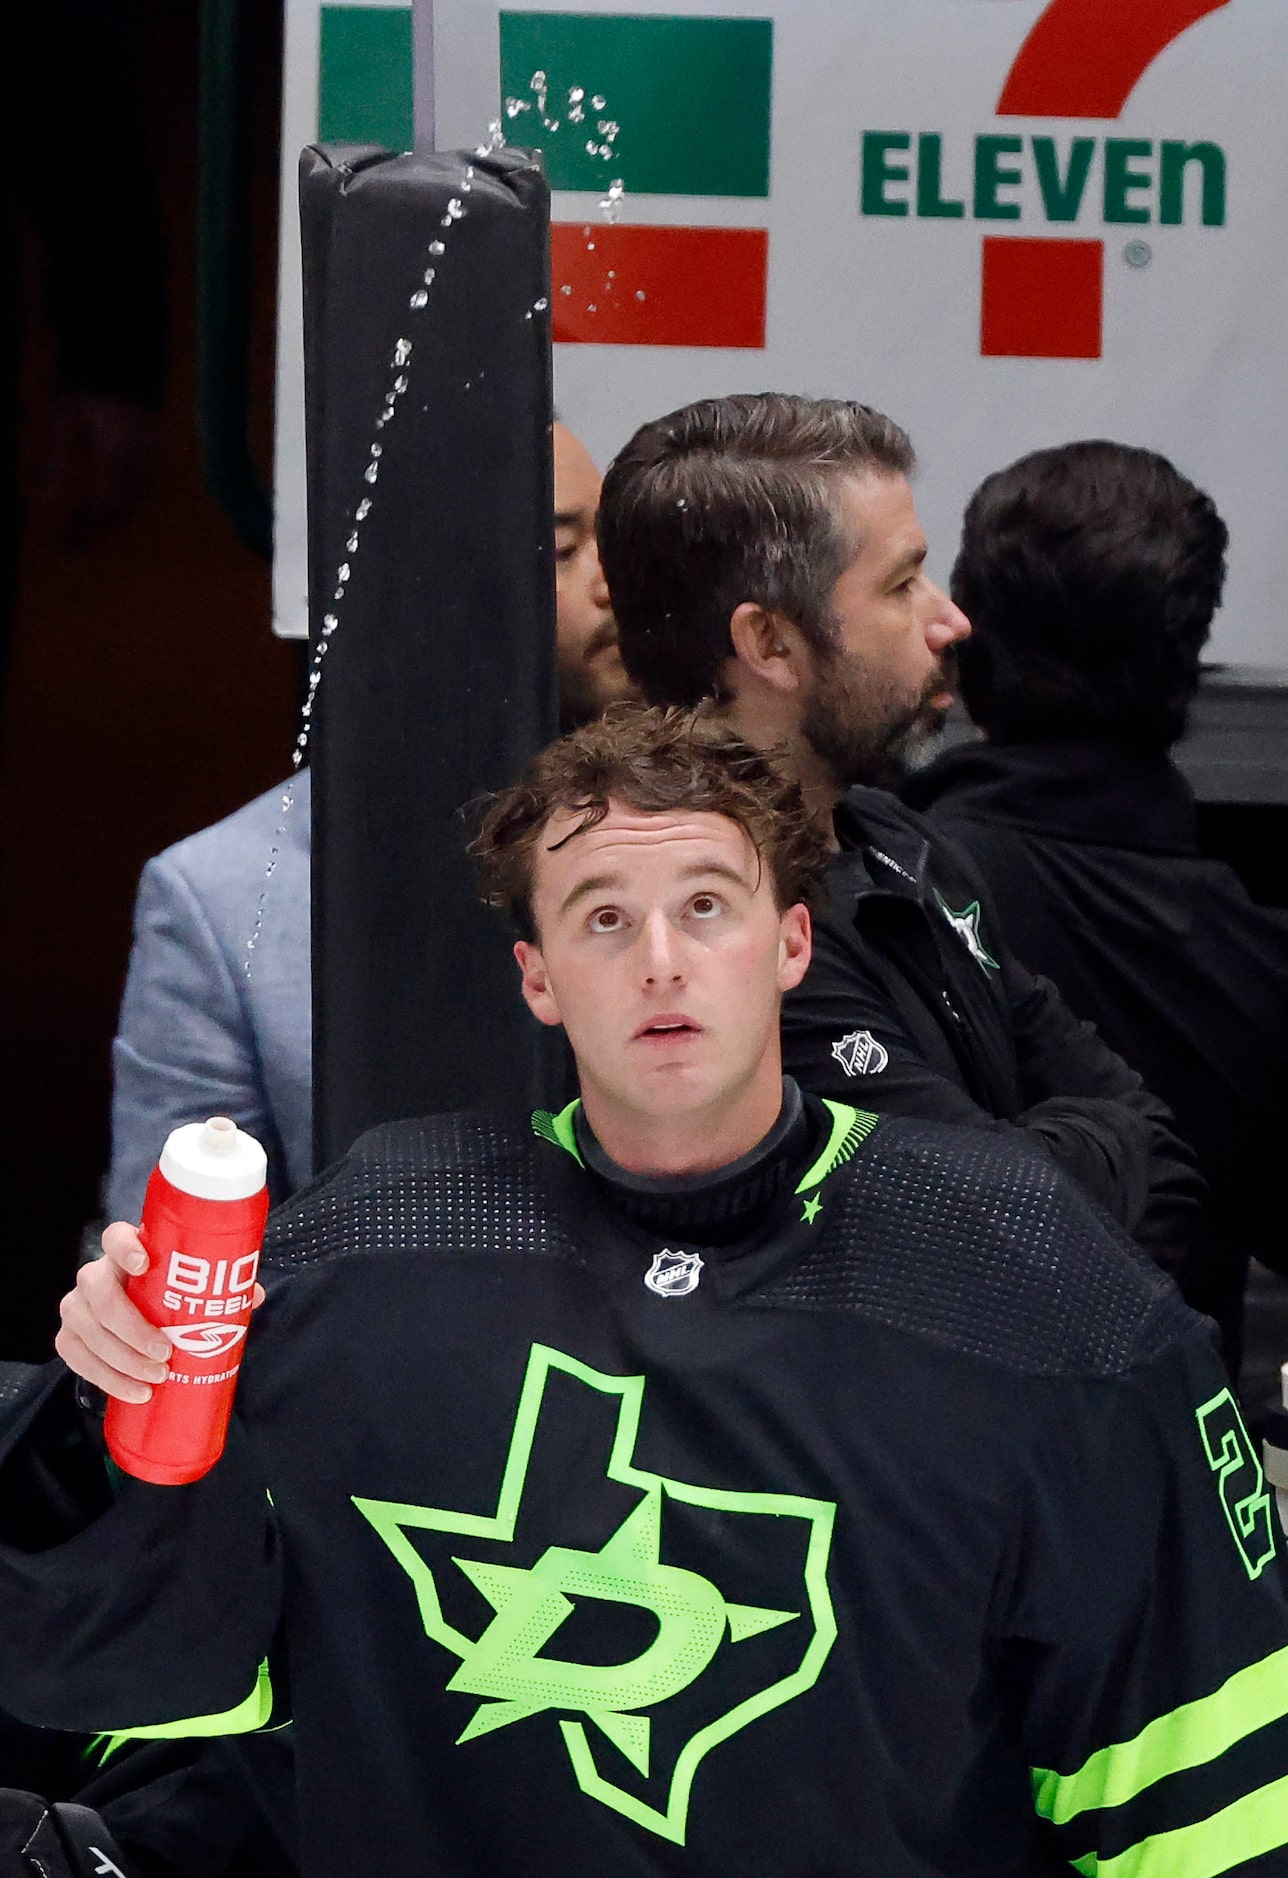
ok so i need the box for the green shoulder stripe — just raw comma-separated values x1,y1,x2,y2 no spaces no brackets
1068,1770,1288,1877
89,1659,274,1763
1033,1643,1288,1826
531,1101,584,1165
794,1101,878,1196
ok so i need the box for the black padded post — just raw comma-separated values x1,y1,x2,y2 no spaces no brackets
300,145,557,1170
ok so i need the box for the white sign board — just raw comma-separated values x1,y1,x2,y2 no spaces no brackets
274,0,1288,664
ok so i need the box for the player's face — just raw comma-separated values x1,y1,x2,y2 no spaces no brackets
553,424,634,731
798,474,970,787
516,804,811,1169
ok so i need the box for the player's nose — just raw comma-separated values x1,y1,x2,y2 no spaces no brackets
639,910,684,984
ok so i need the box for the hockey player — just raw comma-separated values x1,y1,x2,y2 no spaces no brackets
3,706,1287,1877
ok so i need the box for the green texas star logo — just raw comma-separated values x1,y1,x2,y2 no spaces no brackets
354,1344,837,1844
934,890,1000,972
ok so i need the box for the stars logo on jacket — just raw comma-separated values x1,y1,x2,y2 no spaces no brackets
830,1029,889,1078
354,1344,837,1846
934,892,1000,972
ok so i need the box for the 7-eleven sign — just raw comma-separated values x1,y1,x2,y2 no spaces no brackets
314,5,772,348
500,12,771,347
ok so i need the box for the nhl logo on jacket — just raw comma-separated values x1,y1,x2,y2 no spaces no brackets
830,1029,889,1078
644,1248,704,1297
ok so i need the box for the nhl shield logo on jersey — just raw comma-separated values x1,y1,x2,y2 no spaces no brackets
354,1343,838,1847
830,1029,889,1078
644,1248,704,1297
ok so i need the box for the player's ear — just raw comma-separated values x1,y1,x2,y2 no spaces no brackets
514,940,563,1027
776,904,812,992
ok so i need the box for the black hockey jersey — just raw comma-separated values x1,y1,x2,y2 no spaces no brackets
1,1103,1286,1877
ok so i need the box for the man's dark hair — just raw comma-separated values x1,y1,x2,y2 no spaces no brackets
597,394,915,706
951,440,1228,753
471,703,830,942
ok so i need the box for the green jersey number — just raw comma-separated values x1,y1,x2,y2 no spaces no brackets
1196,1388,1278,1582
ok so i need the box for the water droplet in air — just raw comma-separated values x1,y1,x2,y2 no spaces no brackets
585,141,599,156
364,461,379,484
635,290,647,302
560,283,572,295
530,70,547,89
569,104,585,123
370,443,383,459
543,119,560,133
356,498,372,520
323,613,338,634
410,289,428,308
587,241,596,251
394,339,412,365
607,270,616,280
346,532,358,552
532,296,549,312
676,498,688,511
394,374,409,394
333,586,344,599
588,304,597,314
505,98,529,119
423,267,436,286
447,198,464,219
568,87,584,103
428,240,445,256
591,94,606,110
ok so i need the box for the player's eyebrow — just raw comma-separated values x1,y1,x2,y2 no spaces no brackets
557,871,623,916
557,858,750,918
553,509,586,530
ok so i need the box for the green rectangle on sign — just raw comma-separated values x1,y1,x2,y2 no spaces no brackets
319,6,413,151
500,12,772,197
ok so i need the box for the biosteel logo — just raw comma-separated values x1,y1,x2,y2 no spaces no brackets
860,0,1232,358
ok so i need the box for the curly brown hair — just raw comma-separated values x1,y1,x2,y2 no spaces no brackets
471,704,830,942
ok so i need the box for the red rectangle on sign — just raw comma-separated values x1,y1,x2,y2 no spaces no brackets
981,237,1104,360
551,223,768,348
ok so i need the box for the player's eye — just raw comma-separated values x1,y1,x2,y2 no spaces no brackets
689,893,722,919
588,907,624,933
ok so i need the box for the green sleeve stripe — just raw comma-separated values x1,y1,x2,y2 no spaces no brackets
1068,1770,1288,1877
91,1658,273,1757
1032,1644,1288,1825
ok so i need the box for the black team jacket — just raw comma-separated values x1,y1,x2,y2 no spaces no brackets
781,785,1202,1274
1,1101,1287,1877
899,738,1288,1369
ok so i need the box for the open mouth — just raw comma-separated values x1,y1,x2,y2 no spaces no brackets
634,1015,702,1041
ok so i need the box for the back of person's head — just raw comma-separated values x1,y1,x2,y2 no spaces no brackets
598,394,915,707
951,440,1228,753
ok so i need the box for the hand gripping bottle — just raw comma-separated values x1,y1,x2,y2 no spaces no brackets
105,1117,269,1485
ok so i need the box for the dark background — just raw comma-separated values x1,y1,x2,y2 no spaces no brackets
2,0,295,1358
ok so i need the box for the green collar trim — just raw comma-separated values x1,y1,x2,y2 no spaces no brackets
88,1658,274,1764
794,1100,879,1195
531,1100,584,1166
534,1098,877,1192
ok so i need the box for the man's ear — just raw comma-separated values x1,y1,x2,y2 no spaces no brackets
776,904,813,993
727,603,809,695
514,940,563,1028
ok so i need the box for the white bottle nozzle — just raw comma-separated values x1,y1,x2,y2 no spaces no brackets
159,1117,268,1201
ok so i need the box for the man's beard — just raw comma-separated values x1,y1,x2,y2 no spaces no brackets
800,650,947,790
557,622,626,732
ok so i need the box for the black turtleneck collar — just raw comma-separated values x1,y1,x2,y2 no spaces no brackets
573,1079,821,1248
900,738,1200,856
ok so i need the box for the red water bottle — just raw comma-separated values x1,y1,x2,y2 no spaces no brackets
105,1116,269,1485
